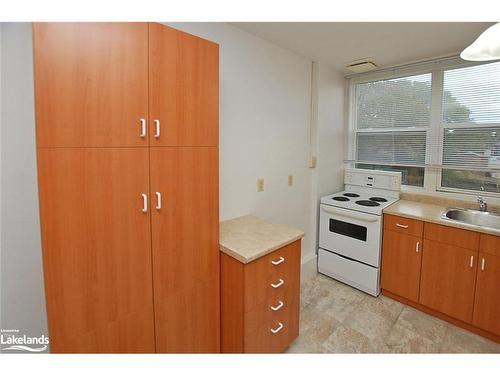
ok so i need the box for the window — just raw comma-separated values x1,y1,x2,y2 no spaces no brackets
348,59,500,196
439,62,500,194
353,73,431,187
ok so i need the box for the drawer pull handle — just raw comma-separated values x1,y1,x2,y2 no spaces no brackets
481,257,486,271
469,255,474,268
396,223,409,229
270,322,284,334
141,193,148,213
271,278,284,289
271,256,285,265
415,241,420,253
270,300,284,311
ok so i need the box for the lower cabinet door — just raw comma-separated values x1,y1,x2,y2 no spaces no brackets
37,148,155,353
419,240,478,323
473,252,500,335
381,229,422,302
150,146,220,353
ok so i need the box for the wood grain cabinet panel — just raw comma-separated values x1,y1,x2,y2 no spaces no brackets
424,222,480,250
33,23,149,147
419,239,478,323
37,148,155,353
149,23,219,146
381,228,422,302
473,252,500,335
479,233,500,257
221,240,301,353
150,147,220,353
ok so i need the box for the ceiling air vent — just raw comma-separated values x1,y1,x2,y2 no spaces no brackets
346,58,378,73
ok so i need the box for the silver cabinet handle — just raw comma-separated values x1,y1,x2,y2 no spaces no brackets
155,192,162,210
481,257,486,271
469,255,474,268
396,223,409,228
141,193,148,213
271,278,284,289
415,241,420,253
270,300,284,311
271,256,285,265
270,322,284,334
140,119,147,138
154,119,160,138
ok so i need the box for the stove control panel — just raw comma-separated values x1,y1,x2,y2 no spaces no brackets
344,168,401,192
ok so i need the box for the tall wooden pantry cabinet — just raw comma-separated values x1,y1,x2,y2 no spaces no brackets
33,23,220,353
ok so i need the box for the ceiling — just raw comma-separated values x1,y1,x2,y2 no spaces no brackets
230,22,494,72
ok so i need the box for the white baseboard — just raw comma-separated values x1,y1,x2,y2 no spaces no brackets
300,252,318,283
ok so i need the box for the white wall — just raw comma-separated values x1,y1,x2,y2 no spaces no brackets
0,23,49,342
167,23,317,263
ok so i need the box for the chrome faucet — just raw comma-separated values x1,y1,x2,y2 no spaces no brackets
477,196,488,212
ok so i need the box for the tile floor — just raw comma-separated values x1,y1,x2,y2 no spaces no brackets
286,274,500,353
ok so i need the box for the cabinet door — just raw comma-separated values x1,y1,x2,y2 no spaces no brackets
419,239,478,323
149,23,219,146
381,229,422,302
33,23,149,147
150,147,220,352
473,253,500,335
37,148,155,353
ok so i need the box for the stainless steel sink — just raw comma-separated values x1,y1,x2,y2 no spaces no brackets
441,208,500,230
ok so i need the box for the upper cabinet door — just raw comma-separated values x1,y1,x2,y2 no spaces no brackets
33,23,149,147
149,23,219,146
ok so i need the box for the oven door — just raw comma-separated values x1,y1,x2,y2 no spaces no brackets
319,204,382,267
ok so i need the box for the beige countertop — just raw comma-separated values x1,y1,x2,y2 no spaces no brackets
384,199,500,236
219,215,305,264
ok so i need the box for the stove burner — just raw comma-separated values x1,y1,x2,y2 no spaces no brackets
332,196,350,201
355,200,380,207
369,197,388,202
343,193,360,197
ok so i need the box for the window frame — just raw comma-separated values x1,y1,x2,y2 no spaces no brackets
346,56,500,199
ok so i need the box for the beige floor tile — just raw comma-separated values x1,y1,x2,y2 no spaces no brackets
439,326,500,353
381,323,441,353
321,325,372,353
395,306,448,343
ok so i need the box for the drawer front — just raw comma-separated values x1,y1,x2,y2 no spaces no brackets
244,288,299,353
244,276,299,336
424,222,480,250
244,240,301,311
384,214,423,237
479,233,500,257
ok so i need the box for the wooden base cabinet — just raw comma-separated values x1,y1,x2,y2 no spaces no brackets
34,23,220,353
381,214,500,343
221,240,301,353
473,235,500,336
381,215,423,302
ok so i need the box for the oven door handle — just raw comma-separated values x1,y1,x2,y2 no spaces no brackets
321,205,379,223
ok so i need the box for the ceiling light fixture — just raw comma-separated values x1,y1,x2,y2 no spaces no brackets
461,23,500,61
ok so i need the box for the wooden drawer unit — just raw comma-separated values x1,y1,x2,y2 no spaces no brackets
221,240,301,353
244,241,301,311
384,214,423,237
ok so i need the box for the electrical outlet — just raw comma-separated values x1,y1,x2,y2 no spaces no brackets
309,156,317,168
288,175,293,186
257,178,264,192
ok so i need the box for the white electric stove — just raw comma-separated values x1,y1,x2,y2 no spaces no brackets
318,168,402,296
